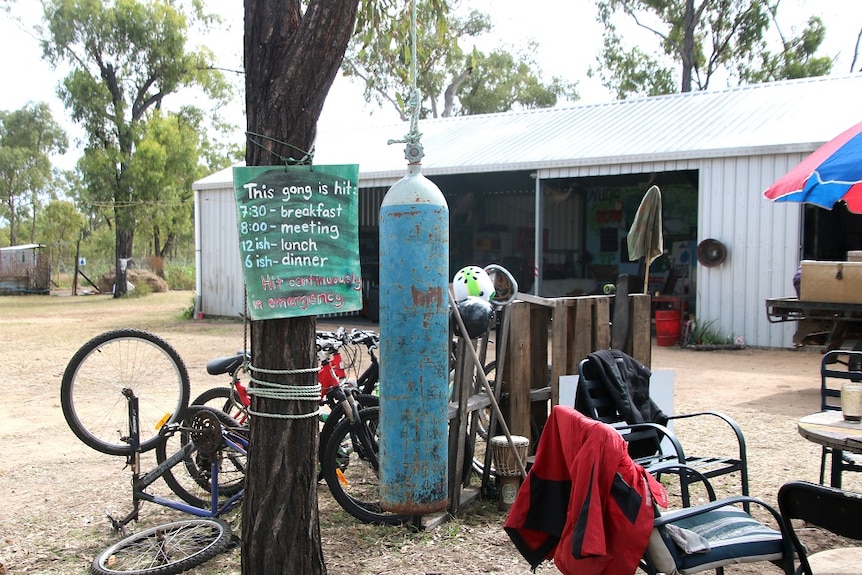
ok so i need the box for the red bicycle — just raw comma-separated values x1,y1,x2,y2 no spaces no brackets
188,327,404,525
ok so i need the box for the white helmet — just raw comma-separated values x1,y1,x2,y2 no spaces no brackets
452,266,495,303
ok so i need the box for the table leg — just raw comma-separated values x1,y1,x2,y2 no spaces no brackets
831,449,843,488
826,321,848,351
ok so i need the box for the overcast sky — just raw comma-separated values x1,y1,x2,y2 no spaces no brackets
1,1,860,170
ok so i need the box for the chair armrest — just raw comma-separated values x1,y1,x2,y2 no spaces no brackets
611,420,688,463
666,410,748,463
646,462,717,502
653,495,783,528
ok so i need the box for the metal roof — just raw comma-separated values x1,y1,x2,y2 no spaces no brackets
194,73,862,189
0,243,43,251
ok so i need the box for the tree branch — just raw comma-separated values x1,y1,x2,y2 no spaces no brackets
442,66,472,117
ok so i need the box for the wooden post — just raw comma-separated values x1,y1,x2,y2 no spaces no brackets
572,297,596,363
505,301,540,445
550,298,576,407
593,296,611,349
630,293,652,367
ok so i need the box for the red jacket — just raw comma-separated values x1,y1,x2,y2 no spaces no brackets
504,406,668,575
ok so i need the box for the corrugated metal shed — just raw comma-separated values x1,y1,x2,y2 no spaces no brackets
194,74,862,348
195,74,862,188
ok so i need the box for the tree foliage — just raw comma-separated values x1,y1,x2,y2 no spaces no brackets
459,42,578,115
38,199,85,279
738,13,833,83
40,0,232,294
345,2,576,119
592,0,832,99
0,102,67,245
128,109,206,261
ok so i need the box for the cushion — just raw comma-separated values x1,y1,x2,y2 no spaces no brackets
646,505,785,575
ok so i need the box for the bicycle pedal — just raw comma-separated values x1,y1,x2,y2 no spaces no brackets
105,512,124,535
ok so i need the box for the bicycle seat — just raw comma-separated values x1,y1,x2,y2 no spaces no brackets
206,352,247,376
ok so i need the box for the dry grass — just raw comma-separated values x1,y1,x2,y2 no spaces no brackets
0,290,854,574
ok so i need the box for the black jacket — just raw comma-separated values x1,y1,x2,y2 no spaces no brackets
583,349,668,426
576,349,669,458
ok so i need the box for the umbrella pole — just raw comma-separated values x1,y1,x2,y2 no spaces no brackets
643,226,653,294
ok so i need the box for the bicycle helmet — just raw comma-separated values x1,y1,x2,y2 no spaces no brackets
452,296,493,339
452,266,495,303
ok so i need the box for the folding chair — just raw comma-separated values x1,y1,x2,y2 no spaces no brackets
818,350,862,486
575,350,749,507
778,480,862,575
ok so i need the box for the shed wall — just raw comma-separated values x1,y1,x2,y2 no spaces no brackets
697,153,805,349
197,188,245,318
196,154,809,348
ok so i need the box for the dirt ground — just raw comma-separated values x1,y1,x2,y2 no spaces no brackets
0,290,855,575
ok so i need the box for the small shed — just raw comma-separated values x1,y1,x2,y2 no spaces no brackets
0,244,50,294
193,74,862,348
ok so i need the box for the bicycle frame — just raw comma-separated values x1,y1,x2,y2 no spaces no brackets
109,388,248,532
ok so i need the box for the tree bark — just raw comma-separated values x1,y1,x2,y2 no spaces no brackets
114,212,134,297
241,1,360,573
442,66,473,117
681,0,696,93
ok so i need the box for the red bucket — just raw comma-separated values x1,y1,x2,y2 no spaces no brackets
655,309,681,346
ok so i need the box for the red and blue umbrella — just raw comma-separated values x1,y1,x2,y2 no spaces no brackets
763,121,862,214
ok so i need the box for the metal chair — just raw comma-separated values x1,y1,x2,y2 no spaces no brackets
778,480,862,575
643,495,794,575
575,350,749,507
505,405,793,575
818,350,862,486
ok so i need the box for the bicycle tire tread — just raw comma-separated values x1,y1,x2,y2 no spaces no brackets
90,517,231,575
61,328,190,456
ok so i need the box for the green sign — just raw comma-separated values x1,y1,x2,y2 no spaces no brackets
233,165,362,320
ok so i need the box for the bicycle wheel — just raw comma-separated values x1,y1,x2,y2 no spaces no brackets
61,329,190,456
90,517,232,575
190,387,248,426
317,393,379,466
157,406,247,508
321,407,409,525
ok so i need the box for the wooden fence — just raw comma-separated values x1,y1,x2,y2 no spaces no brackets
500,292,651,450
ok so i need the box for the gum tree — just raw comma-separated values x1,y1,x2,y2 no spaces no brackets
345,4,576,119
592,0,832,98
241,1,362,573
0,102,67,245
41,0,230,294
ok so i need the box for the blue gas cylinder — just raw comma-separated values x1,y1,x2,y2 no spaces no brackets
378,163,450,514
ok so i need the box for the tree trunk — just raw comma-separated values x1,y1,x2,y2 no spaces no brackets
241,1,359,573
680,0,696,92
442,66,473,117
7,196,16,246
153,226,162,260
114,209,134,297
242,319,323,573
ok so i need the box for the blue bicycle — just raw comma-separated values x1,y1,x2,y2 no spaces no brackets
61,329,247,575
89,389,247,575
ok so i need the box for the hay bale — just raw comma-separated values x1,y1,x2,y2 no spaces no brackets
98,269,169,293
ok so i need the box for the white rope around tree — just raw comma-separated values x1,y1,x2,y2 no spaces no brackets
245,364,321,419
